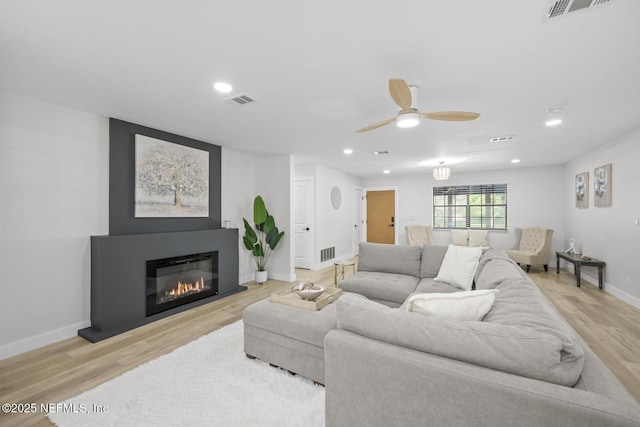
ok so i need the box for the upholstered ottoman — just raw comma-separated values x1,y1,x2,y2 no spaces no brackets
243,294,355,385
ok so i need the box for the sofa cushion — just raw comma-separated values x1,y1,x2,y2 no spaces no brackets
476,254,528,290
414,278,461,294
474,249,514,284
434,244,482,290
339,271,420,305
358,242,422,277
451,229,469,245
404,289,499,321
336,292,584,387
468,230,489,247
419,244,448,278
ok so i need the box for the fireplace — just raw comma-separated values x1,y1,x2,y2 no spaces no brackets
146,251,219,316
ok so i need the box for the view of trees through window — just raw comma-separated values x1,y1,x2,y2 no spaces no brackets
433,184,507,230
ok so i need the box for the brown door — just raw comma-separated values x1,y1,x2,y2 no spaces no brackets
366,190,395,244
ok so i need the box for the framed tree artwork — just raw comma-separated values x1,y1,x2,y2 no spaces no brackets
135,134,209,217
594,163,612,208
575,171,588,208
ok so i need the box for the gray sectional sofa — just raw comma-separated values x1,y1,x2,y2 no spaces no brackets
325,243,640,426
339,242,456,306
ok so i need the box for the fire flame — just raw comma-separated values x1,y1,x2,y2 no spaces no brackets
165,277,205,298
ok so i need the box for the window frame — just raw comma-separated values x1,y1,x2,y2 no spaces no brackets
433,183,507,230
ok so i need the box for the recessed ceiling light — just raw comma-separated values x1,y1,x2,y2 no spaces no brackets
511,159,521,164
372,151,389,155
383,170,390,174
545,118,562,127
343,148,353,154
214,81,233,93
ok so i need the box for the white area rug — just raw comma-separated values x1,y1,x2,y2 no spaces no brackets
49,321,325,426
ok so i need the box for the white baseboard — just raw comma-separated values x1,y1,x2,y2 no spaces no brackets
559,261,640,310
0,320,90,361
605,285,640,310
269,271,296,282
239,272,296,285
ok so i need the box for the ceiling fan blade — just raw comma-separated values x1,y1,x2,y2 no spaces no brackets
355,117,397,133
389,79,412,110
420,111,480,121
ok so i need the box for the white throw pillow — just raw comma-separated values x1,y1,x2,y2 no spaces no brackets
405,289,499,321
434,244,482,290
468,230,489,247
451,229,469,246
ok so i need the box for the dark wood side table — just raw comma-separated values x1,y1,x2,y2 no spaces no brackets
556,252,605,289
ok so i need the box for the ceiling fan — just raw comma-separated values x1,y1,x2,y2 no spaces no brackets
356,79,480,133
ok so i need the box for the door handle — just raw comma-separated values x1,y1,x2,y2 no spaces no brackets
305,227,310,231
388,224,395,227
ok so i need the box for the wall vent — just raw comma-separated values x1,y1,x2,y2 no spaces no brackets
547,0,613,18
222,93,256,107
320,247,335,263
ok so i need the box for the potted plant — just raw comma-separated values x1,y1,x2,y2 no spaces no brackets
242,195,285,284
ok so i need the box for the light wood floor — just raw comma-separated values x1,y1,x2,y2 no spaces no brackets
1,264,639,426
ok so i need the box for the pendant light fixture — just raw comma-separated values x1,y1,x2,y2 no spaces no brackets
433,161,450,180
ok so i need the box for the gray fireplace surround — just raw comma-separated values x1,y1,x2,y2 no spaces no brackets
79,228,243,342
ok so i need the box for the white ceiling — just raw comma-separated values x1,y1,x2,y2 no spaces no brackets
1,1,639,179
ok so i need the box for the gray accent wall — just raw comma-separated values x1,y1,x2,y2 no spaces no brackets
109,118,222,234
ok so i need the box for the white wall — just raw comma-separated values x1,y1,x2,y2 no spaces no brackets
294,163,362,268
222,151,295,284
564,126,640,307
221,147,258,284
0,91,109,359
256,155,295,282
314,164,362,264
363,165,566,259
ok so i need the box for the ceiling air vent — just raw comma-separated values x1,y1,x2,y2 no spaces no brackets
222,93,256,107
547,0,613,18
489,135,515,143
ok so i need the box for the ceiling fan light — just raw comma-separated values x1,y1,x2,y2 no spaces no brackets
396,112,420,128
433,167,451,180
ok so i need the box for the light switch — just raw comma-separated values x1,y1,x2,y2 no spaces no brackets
636,217,640,227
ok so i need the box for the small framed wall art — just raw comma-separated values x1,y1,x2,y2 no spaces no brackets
575,171,588,209
594,163,612,208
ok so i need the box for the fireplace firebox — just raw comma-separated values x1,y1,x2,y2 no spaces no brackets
146,251,218,316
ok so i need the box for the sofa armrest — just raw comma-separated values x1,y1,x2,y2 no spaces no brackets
324,330,640,427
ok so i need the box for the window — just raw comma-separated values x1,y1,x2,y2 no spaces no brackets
433,184,507,230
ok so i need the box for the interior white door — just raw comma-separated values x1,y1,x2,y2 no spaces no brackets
293,177,314,269
353,186,363,254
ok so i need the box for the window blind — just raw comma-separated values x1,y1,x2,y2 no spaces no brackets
433,183,507,230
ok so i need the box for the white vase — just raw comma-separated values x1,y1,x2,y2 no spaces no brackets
255,270,268,284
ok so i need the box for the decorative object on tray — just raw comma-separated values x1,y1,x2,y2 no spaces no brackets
270,287,343,310
294,282,326,300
